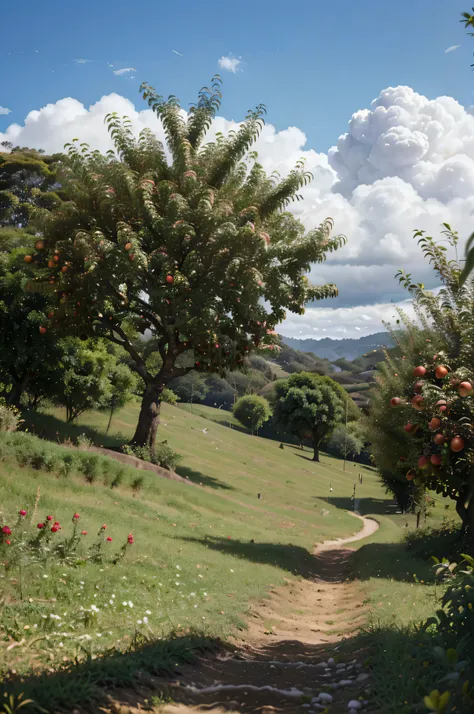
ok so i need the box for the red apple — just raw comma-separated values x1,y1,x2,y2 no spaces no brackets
61,265,68,273
53,255,59,263
458,381,473,398
390,397,402,406
430,454,442,466
129,254,135,261
418,456,429,470
403,423,414,433
24,255,33,263
451,436,465,453
433,433,445,446
35,240,45,251
429,417,441,431
124,242,132,251
48,311,54,319
413,366,427,377
414,381,424,394
166,275,174,284
48,260,55,269
435,365,449,379
39,326,47,335
411,395,425,410
406,471,415,481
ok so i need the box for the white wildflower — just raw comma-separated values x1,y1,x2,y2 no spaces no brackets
128,601,133,608
143,616,148,624
145,610,151,615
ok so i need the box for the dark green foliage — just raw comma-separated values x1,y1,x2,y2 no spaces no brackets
0,430,137,489
233,394,271,433
122,441,181,471
272,372,347,461
0,148,64,228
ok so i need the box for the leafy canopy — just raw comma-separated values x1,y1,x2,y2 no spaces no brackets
233,394,272,432
272,372,346,445
29,76,345,399
367,225,474,526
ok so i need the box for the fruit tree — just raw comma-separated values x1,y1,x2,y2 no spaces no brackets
29,77,345,449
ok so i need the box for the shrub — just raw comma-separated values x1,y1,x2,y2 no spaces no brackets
111,466,127,489
77,454,102,484
122,442,181,471
131,474,145,493
0,401,22,432
233,395,272,434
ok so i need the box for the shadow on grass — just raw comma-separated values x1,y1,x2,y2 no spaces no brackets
6,620,472,714
175,465,235,491
22,409,121,449
350,540,436,583
176,534,353,580
320,495,403,517
4,632,220,714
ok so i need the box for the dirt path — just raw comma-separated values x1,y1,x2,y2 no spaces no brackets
113,514,379,714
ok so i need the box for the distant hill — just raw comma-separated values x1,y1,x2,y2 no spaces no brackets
280,331,394,362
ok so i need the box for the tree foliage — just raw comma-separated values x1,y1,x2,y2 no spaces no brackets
28,76,345,449
272,372,346,461
367,225,474,530
0,147,64,228
233,394,272,433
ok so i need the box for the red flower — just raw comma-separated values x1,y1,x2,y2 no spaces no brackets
53,521,60,527
2,526,12,536
81,530,87,536
127,533,134,545
37,523,45,530
46,515,53,521
106,536,112,542
101,524,107,530
19,509,27,517
51,525,60,533
73,513,80,520
5,540,11,545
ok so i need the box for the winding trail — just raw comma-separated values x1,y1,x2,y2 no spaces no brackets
114,514,379,714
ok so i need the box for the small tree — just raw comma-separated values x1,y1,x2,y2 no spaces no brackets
52,338,120,423
272,372,345,461
326,422,364,459
233,394,271,434
367,226,474,533
101,361,137,434
29,76,345,450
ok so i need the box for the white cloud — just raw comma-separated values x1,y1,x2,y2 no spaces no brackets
445,45,461,53
0,106,11,115
1,84,473,338
74,59,93,64
217,56,241,73
113,67,136,76
279,299,418,340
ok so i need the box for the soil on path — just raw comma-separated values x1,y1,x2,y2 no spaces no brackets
108,513,379,714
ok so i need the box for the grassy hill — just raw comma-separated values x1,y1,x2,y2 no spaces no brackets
0,402,458,710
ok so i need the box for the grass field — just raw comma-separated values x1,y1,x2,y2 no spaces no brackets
0,401,459,710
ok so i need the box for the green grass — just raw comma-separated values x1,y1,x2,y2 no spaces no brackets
1,400,460,711
176,402,248,432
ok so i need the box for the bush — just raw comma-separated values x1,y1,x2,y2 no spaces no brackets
233,395,272,434
0,401,22,432
0,431,136,490
122,441,181,471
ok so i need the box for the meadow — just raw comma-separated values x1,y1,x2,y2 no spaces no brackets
0,401,459,712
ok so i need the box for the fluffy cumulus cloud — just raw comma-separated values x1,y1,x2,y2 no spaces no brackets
2,85,474,339
0,106,11,115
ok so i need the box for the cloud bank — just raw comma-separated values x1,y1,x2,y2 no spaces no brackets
1,85,473,339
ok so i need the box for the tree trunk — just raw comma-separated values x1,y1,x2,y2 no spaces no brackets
131,382,165,450
312,432,321,462
456,488,474,539
6,373,29,409
106,406,115,435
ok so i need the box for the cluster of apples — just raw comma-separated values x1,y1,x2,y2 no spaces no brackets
390,361,473,480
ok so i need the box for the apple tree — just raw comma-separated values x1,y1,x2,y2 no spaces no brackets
368,226,474,533
29,77,345,449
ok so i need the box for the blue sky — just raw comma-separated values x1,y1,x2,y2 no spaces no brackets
2,0,474,339
1,0,472,153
